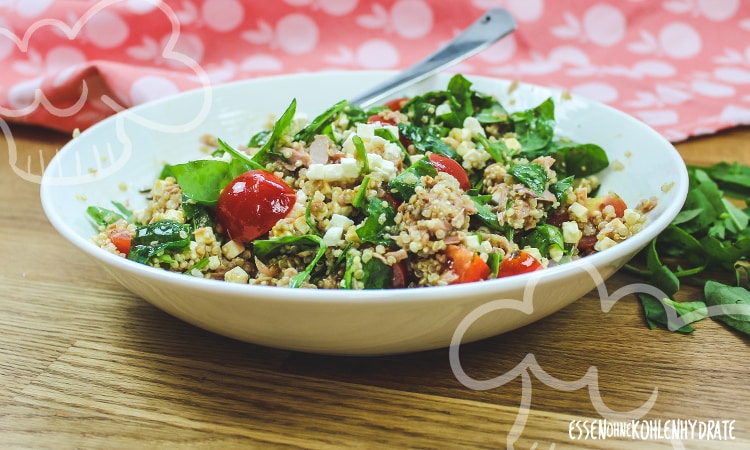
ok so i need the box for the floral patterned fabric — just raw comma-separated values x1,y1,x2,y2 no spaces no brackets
1,0,749,141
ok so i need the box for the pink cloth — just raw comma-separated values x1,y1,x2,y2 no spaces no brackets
1,0,749,142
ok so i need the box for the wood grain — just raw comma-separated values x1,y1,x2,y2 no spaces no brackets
1,124,749,449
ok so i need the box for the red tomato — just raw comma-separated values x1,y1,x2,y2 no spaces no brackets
546,208,570,228
577,235,598,255
588,193,627,218
391,260,408,288
367,114,398,126
445,245,490,284
384,97,409,111
428,153,471,191
216,170,296,242
497,250,543,278
109,230,132,255
382,191,402,209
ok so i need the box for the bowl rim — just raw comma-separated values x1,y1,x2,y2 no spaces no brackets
40,70,690,305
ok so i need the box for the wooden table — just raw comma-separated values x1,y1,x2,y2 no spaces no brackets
2,123,748,449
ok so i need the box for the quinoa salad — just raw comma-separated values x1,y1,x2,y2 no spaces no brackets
89,74,656,289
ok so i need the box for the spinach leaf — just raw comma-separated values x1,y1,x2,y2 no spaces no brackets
342,251,356,289
440,74,474,128
164,159,240,207
352,175,371,211
217,138,266,171
253,235,327,288
550,175,574,204
304,195,321,237
546,142,610,177
356,198,397,246
248,130,271,148
87,204,131,226
128,220,191,264
294,99,348,143
510,97,555,152
341,250,395,289
374,127,410,166
476,134,515,163
639,293,709,333
181,195,214,229
704,281,750,336
252,98,297,164
470,195,504,233
693,161,750,198
521,224,564,258
487,252,502,278
352,135,370,174
360,258,394,289
474,93,509,124
398,123,458,159
653,225,706,276
388,157,437,202
627,161,750,338
509,162,549,196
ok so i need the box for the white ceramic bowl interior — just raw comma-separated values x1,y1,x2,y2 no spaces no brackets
40,71,688,355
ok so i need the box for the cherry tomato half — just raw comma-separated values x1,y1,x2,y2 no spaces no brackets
428,153,471,191
587,193,627,218
216,170,296,242
497,250,543,278
384,97,409,111
445,245,490,284
109,230,132,256
367,114,398,126
391,260,409,288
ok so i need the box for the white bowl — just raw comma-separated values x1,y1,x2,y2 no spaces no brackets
40,71,688,355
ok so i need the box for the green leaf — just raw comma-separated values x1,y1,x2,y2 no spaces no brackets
374,127,410,166
704,280,750,336
664,299,709,326
360,258,394,289
388,157,437,202
87,205,128,226
352,134,370,174
352,175,371,211
509,162,549,197
217,138,266,171
671,207,704,226
181,195,214,229
304,195,320,237
165,159,240,207
654,225,706,276
510,97,555,152
679,168,724,233
721,198,749,234
470,195,505,233
487,252,502,278
128,220,191,264
442,74,474,128
544,142,609,177
694,161,750,198
473,94,509,124
356,197,397,246
398,123,458,159
637,293,695,333
521,224,564,258
247,130,271,148
700,235,750,269
294,99,348,143
476,134,514,163
252,98,297,164
550,176,574,205
252,234,327,288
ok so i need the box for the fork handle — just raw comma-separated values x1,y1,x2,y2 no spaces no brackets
349,8,517,109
